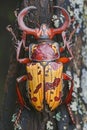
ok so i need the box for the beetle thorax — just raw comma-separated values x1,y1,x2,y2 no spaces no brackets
29,41,60,61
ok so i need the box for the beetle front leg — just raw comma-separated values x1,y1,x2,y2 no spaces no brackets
22,32,29,51
15,40,30,64
61,31,74,59
57,56,73,64
59,31,67,53
57,32,74,64
16,75,27,107
60,24,79,59
58,31,74,64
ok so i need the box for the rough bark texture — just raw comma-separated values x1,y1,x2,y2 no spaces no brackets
1,0,86,130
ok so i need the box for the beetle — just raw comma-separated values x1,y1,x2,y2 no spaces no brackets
9,6,75,125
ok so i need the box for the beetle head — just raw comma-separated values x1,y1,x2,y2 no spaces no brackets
17,6,70,40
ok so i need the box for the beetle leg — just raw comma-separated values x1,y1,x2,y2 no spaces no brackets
59,31,66,53
14,108,23,128
57,43,73,63
67,104,75,124
59,31,74,63
59,46,65,53
66,42,74,59
69,24,80,41
16,75,27,107
22,32,29,51
62,31,67,46
17,58,31,64
63,73,73,104
63,73,75,124
15,40,31,64
58,31,73,62
57,57,73,64
61,31,74,59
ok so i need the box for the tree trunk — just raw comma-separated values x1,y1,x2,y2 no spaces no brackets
1,0,87,130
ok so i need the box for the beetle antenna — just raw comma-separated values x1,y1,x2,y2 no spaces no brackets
14,8,19,18
6,25,18,42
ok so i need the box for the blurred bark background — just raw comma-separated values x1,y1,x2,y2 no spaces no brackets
0,0,16,128
0,0,87,130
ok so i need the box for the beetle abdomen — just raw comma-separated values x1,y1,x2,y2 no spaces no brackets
26,61,63,111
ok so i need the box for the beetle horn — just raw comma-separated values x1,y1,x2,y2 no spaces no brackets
18,6,38,38
49,6,70,39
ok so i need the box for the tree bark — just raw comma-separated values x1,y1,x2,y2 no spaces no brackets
1,0,86,130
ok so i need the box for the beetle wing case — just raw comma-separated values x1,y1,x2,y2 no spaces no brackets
26,61,63,111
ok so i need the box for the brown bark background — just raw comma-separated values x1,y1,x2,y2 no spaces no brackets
0,0,87,130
